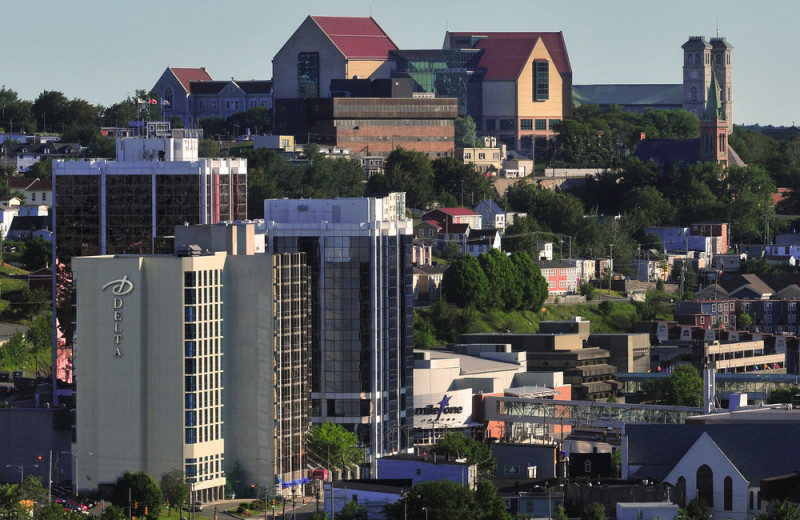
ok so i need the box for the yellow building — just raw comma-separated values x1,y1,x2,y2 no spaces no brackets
444,31,573,153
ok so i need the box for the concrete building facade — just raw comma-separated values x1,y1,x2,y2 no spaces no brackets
72,244,311,500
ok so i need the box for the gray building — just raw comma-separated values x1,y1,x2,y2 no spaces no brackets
264,194,414,469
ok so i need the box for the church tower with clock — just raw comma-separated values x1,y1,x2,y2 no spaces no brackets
682,35,733,131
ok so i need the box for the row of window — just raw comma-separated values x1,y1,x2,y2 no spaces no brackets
685,52,731,66
486,118,559,132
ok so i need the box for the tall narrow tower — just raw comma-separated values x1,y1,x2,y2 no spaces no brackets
699,73,729,166
710,37,734,131
682,36,712,119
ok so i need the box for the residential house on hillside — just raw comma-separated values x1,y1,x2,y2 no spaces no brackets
466,228,501,257
534,259,578,295
152,67,272,128
421,207,482,230
7,178,52,208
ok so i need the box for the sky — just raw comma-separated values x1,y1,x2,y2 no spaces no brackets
3,0,799,126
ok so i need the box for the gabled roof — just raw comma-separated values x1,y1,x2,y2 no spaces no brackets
169,67,214,92
446,31,572,80
7,177,40,190
235,80,273,95
310,16,397,60
189,81,228,95
474,199,504,215
436,207,480,217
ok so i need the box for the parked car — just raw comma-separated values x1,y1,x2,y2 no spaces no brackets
190,502,203,512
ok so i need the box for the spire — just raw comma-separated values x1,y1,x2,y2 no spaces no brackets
702,73,725,122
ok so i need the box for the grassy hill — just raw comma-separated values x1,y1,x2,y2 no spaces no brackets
414,297,671,349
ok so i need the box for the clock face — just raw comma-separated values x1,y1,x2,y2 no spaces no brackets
690,70,698,80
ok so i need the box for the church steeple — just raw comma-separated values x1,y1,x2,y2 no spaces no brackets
698,73,729,166
702,73,725,122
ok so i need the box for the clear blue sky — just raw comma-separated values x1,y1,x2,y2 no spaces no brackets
4,0,798,126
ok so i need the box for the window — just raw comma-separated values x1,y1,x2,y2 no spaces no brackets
697,465,714,506
691,87,697,101
549,119,560,130
520,119,533,131
298,52,320,98
724,477,733,511
485,119,496,131
534,60,549,100
500,119,515,131
164,87,174,110
42,192,46,201
31,192,35,201
464,152,471,159
719,134,726,152
478,152,485,160
535,119,547,131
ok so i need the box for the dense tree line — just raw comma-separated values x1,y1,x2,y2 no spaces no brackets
441,250,548,312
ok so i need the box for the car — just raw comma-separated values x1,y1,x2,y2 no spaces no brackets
190,501,203,512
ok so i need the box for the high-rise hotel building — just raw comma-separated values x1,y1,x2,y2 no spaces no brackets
264,194,414,469
72,224,310,500
53,123,247,261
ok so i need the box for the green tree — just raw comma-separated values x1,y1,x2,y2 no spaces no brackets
580,282,596,301
379,148,435,209
111,471,163,520
737,313,753,330
758,500,800,520
306,422,363,479
336,500,367,520
510,252,548,311
554,504,568,520
22,236,52,270
0,482,27,520
160,470,190,517
0,331,32,368
454,116,478,148
681,498,710,520
432,156,491,207
432,431,495,481
478,249,521,311
442,254,489,309
26,312,52,353
383,480,510,520
584,503,607,520
100,505,128,520
641,365,703,406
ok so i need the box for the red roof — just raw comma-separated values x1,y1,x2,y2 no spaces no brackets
438,207,480,217
170,67,214,92
448,31,572,80
311,16,397,59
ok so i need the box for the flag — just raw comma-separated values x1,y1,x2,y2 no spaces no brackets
149,98,158,104
136,98,146,104
754,365,758,371
773,363,780,369
764,364,769,370
656,365,662,372
161,98,170,106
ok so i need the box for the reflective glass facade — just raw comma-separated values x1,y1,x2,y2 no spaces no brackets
266,196,414,463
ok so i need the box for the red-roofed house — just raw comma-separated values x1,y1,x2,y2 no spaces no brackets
443,31,572,152
272,15,397,100
421,208,483,230
152,67,272,128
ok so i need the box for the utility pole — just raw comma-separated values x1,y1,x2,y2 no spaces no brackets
608,244,614,294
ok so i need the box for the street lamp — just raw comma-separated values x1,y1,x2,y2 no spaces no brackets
422,506,428,520
6,464,38,483
62,450,91,497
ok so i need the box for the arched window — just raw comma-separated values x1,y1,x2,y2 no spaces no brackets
750,491,754,510
695,53,700,64
691,87,697,101
758,491,762,509
724,477,733,510
677,477,687,508
164,87,174,110
716,54,722,65
687,53,693,65
697,465,714,506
